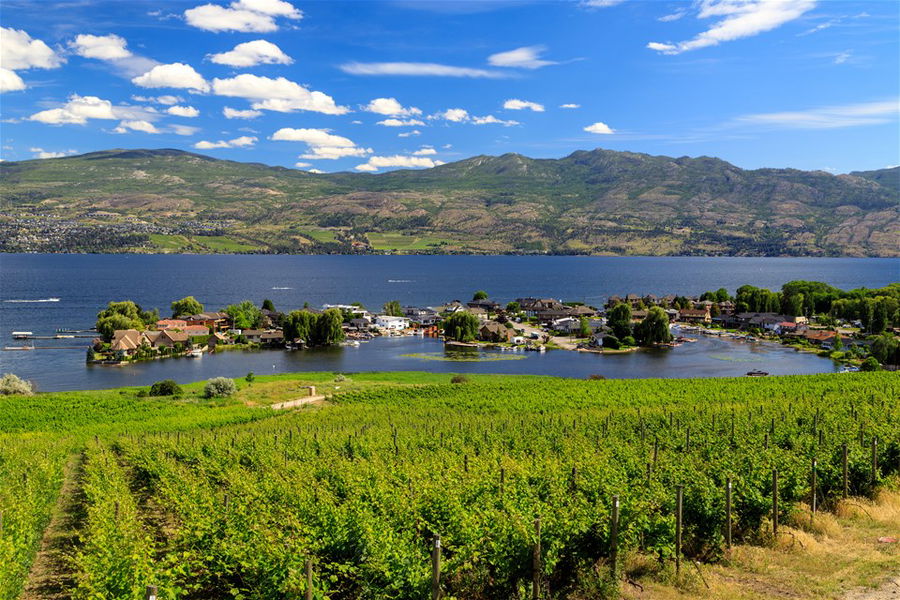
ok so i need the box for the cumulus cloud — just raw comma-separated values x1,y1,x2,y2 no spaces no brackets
1,27,64,70
171,124,201,136
113,120,161,134
133,94,183,105
132,62,210,92
412,146,436,156
194,135,257,149
376,118,425,127
223,106,262,119
30,147,77,159
434,108,469,122
560,103,580,109
341,62,506,78
70,33,131,60
398,129,421,137
364,97,422,116
0,68,26,93
209,39,292,66
648,0,816,55
271,127,371,159
167,105,200,117
355,154,443,172
294,161,312,168
29,94,117,124
212,74,348,114
488,45,556,69
504,99,544,112
472,114,519,126
584,121,615,134
185,0,300,32
735,99,899,129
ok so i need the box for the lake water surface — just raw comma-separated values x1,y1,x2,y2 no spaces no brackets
1,254,896,391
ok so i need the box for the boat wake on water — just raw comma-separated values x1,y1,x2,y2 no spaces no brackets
270,287,293,290
3,298,61,303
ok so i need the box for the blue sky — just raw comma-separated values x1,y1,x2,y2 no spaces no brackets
1,0,898,173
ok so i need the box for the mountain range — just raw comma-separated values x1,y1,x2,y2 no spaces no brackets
1,148,897,256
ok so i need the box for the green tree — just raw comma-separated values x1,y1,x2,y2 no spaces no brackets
832,332,843,351
505,301,520,313
261,299,275,312
859,356,881,371
869,332,898,365
443,311,480,342
607,303,632,340
96,300,149,341
171,296,204,318
783,293,804,317
311,308,345,346
283,310,316,342
225,300,262,330
715,288,730,303
579,316,591,338
635,306,673,346
383,300,403,317
472,290,489,301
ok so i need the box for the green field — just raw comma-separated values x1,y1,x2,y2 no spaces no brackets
366,231,453,251
147,234,258,253
1,372,897,599
194,235,259,252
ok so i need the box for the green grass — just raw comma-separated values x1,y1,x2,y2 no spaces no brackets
194,235,258,252
366,231,453,250
148,234,192,251
299,228,339,244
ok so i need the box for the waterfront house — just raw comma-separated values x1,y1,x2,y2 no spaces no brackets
375,315,410,330
243,329,265,342
478,321,513,343
349,317,372,330
110,329,143,356
156,319,187,330
260,331,285,346
467,298,501,313
517,298,564,317
150,330,189,349
677,308,712,324
403,306,440,324
185,312,230,331
468,306,490,321
551,317,581,334
183,325,210,337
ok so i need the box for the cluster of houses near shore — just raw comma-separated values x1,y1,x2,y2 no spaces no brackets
93,291,865,363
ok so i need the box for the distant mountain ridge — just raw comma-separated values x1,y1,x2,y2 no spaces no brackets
1,148,897,256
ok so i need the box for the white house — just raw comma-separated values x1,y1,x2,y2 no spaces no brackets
375,315,410,330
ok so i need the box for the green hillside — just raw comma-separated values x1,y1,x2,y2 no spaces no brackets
1,148,897,256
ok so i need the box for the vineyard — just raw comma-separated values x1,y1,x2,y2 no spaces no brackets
0,372,897,599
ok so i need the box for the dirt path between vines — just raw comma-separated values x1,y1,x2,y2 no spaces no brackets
20,454,84,600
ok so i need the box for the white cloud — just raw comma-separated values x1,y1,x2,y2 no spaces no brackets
472,114,519,126
1,27,64,70
212,74,348,114
171,124,200,136
194,135,257,149
488,46,556,69
30,147,76,159
364,97,422,116
133,94,183,105
412,146,436,156
29,94,117,124
114,120,161,134
0,68,25,93
560,103,580,109
398,130,421,137
504,98,545,112
70,33,131,60
167,105,200,117
648,0,816,55
185,0,301,32
355,154,443,172
376,118,425,127
833,50,851,65
340,62,506,78
294,161,312,168
209,40,292,67
735,99,899,129
223,106,262,119
132,63,209,92
307,169,324,174
584,121,615,134
435,108,469,122
271,127,370,159
232,0,302,18
581,0,626,6
658,9,687,22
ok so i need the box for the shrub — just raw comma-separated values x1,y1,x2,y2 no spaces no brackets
204,377,237,398
622,336,636,347
602,335,621,350
450,375,469,384
334,374,347,382
587,374,606,380
149,379,182,397
860,357,881,372
245,371,255,382
0,373,33,395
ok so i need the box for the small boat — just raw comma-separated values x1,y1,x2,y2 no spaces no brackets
3,345,34,351
11,331,33,339
746,370,768,377
342,340,360,347
187,348,203,358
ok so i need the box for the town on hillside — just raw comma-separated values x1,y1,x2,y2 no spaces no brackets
86,282,900,371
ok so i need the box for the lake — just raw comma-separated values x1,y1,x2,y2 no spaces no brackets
1,254,897,391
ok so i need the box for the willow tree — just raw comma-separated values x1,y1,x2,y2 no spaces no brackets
636,306,672,346
444,311,480,342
